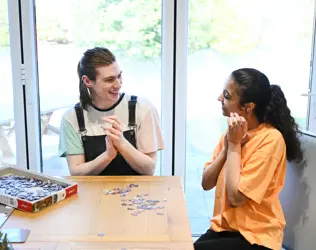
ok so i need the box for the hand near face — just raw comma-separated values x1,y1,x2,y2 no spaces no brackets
226,112,249,145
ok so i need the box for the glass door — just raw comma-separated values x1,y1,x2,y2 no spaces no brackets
34,0,164,175
185,0,315,235
0,0,16,167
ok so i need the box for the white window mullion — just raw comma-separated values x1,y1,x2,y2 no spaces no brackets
174,0,188,183
308,4,316,133
7,0,28,169
19,0,42,172
161,0,176,176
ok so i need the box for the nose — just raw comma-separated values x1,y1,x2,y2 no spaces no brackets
114,78,122,88
218,93,223,102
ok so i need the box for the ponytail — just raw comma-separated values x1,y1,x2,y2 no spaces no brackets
78,62,92,110
77,62,92,110
231,68,304,164
264,85,303,163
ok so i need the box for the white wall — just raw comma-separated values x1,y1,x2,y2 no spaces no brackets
280,135,316,250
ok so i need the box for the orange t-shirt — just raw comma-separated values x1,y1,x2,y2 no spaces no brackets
205,123,286,250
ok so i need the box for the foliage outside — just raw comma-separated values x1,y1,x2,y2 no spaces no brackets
0,0,313,59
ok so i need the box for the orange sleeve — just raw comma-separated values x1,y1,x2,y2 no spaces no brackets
238,133,286,204
204,133,226,169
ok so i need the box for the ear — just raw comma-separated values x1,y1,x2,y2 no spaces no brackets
244,102,255,114
82,75,93,88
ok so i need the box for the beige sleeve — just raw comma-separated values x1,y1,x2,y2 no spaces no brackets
136,107,164,154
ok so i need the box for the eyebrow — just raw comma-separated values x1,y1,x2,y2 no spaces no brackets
104,71,122,81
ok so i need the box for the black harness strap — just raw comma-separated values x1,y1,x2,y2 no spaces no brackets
74,103,87,141
128,95,137,128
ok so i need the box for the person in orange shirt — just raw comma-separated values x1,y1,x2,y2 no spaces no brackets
194,68,303,250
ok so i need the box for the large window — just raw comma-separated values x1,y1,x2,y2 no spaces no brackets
35,0,163,175
0,0,16,167
4,0,316,237
185,0,315,234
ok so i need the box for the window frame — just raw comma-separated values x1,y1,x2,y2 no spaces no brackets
307,3,316,135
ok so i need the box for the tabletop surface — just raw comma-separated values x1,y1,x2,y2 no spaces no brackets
2,176,193,249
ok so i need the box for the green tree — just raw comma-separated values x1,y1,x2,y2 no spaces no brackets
2,0,314,58
0,0,10,48
82,0,161,59
36,0,161,59
189,0,261,55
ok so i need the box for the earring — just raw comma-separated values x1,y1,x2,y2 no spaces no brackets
86,87,91,97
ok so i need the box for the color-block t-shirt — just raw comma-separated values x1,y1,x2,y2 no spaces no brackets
59,93,164,157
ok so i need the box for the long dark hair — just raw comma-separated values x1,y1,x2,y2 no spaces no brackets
231,68,303,163
78,47,116,110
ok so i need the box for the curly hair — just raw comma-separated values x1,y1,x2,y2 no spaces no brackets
231,68,303,163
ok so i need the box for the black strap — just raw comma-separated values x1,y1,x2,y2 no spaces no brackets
74,103,86,134
128,95,137,128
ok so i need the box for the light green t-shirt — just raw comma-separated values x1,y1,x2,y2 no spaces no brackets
59,118,84,157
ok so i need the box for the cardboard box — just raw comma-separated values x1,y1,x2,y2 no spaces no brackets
0,166,77,213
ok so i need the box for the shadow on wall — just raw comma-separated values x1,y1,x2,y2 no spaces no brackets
280,135,315,250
